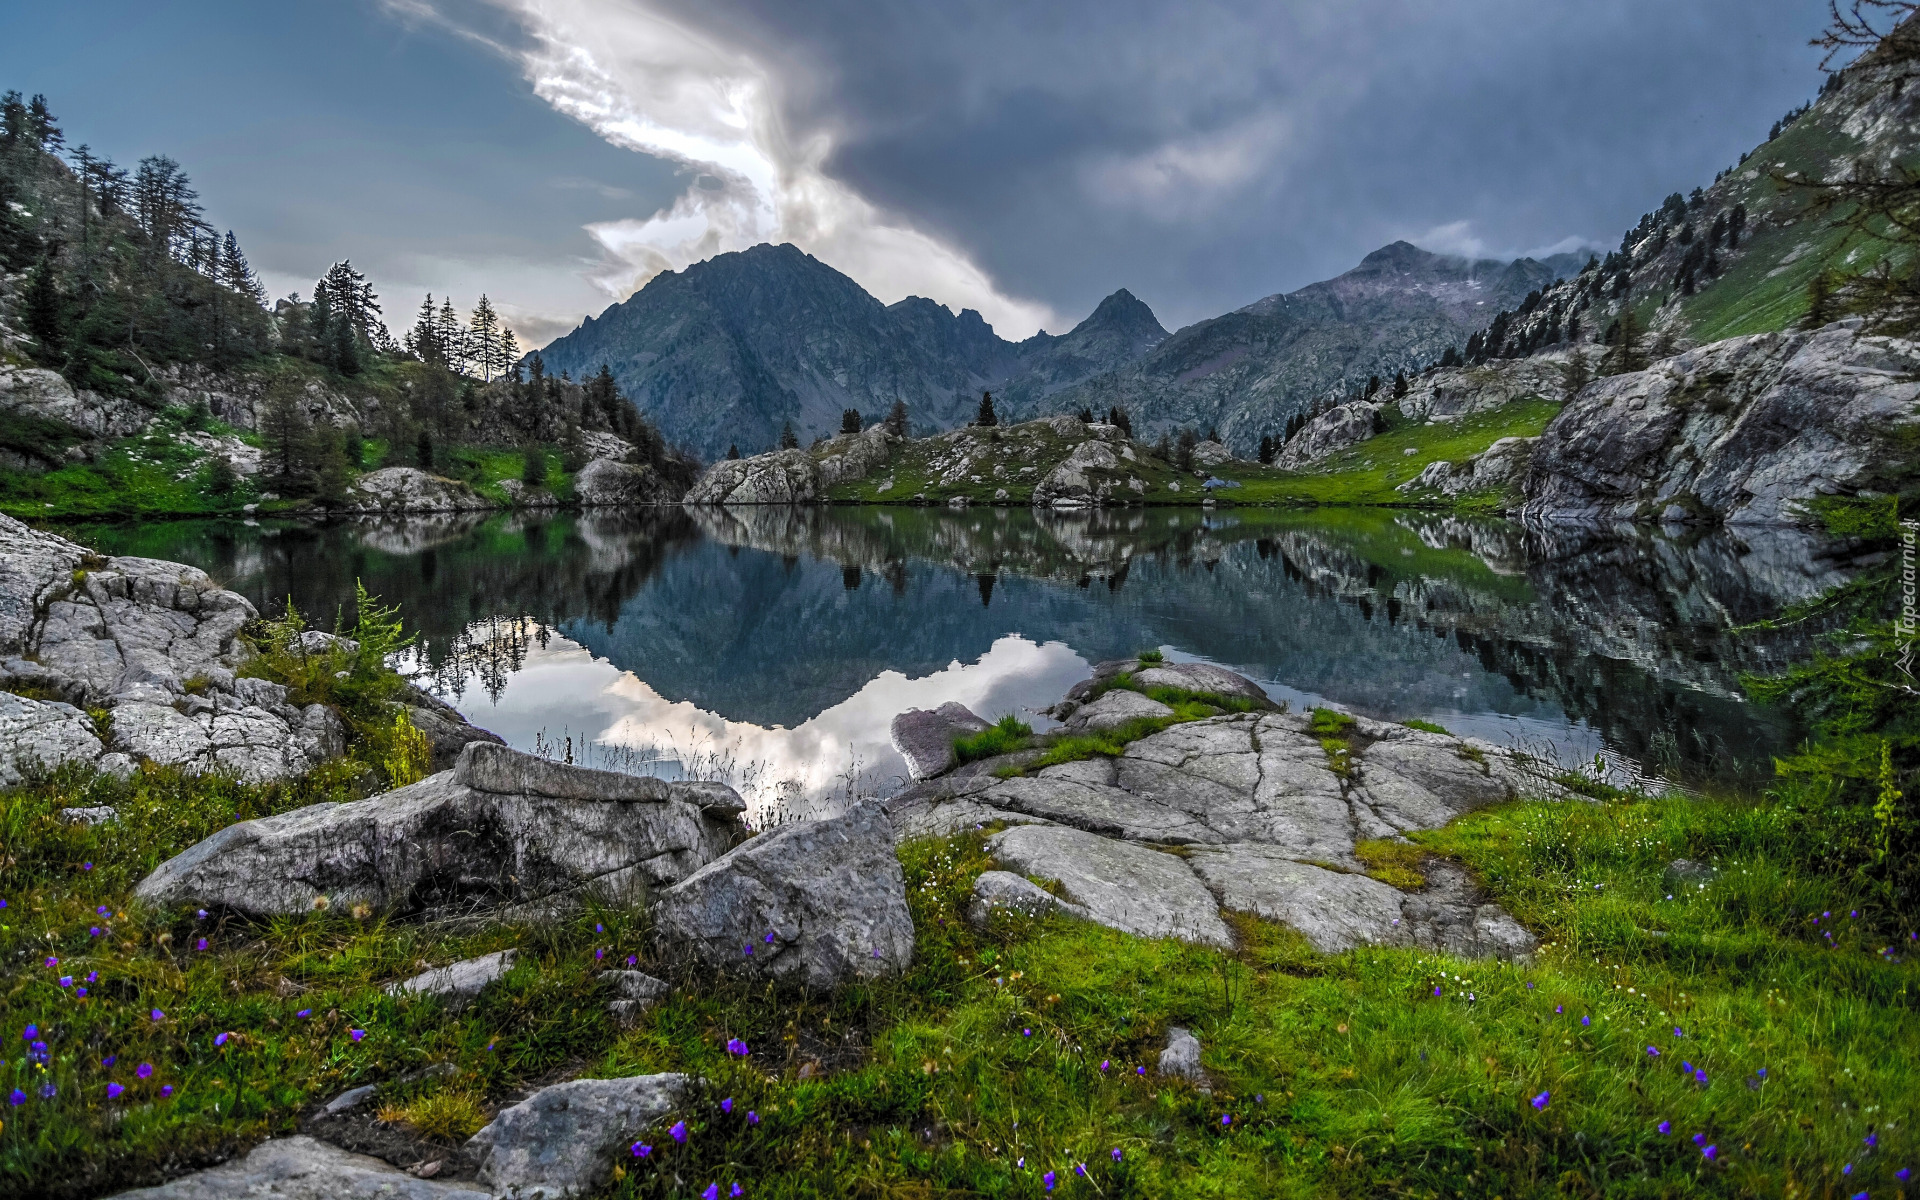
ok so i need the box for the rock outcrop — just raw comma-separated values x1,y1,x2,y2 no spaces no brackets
889,656,1542,960
652,801,915,989
1523,321,1920,525
0,515,462,783
573,458,675,506
468,1074,687,1200
0,365,150,468
890,701,992,780
105,1135,489,1200
0,690,107,786
686,425,898,505
346,467,494,514
134,742,747,919
1273,401,1382,470
1395,436,1537,500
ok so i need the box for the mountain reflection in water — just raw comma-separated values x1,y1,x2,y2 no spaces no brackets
70,506,1857,810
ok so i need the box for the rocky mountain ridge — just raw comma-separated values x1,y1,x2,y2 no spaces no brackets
533,243,1170,460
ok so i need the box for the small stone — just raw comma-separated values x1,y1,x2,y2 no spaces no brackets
1661,859,1718,893
322,1084,379,1116
387,950,518,1009
1159,1026,1206,1085
57,805,117,826
966,871,1089,927
468,1074,688,1199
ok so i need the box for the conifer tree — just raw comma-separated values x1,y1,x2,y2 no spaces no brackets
470,294,501,381
840,408,861,434
779,421,799,450
1606,306,1645,375
885,399,909,437
1560,350,1592,401
23,255,62,355
521,442,547,487
261,380,313,486
499,329,521,381
976,391,997,427
727,444,741,459
437,297,465,374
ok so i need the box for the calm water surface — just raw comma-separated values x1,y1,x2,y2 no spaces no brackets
70,506,1848,815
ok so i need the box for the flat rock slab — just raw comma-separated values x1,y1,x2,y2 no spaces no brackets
652,802,916,990
1129,662,1270,705
105,1135,489,1199
985,824,1231,947
1185,844,1411,954
1065,688,1173,732
891,702,991,780
388,949,519,1008
134,743,744,919
470,1073,687,1199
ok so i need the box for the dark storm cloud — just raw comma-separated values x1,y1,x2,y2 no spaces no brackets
635,0,1831,328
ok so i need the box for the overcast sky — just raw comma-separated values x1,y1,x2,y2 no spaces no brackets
1,1,1832,344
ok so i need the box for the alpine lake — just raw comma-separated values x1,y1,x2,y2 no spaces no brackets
67,504,1842,821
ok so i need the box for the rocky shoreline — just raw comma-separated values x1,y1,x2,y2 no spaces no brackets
0,518,1591,1198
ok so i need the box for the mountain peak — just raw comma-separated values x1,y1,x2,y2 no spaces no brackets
1071,288,1168,341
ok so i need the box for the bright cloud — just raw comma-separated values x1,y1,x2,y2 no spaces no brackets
391,0,1058,337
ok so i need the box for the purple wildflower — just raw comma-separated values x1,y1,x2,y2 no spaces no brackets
722,1097,733,1114
1023,1028,1032,1038
595,923,604,933
1756,1067,1767,1079
594,948,604,961
1101,1060,1110,1071
1693,1133,1706,1146
196,938,208,951
107,1082,124,1100
102,1055,115,1067
1694,1069,1708,1085
626,955,637,966
766,931,775,943
1531,1091,1550,1110
1844,1164,1854,1176
732,1186,744,1198
196,910,208,919
670,1121,687,1143
1581,1015,1591,1027
726,1037,749,1056
1075,1164,1087,1177
1044,1171,1056,1192
136,1063,152,1079
39,1082,56,1099
7,1089,23,1106
1657,1121,1671,1135
296,1009,311,1019
1702,1145,1717,1161
1897,1168,1910,1182
43,956,56,968
703,1185,719,1200
743,944,753,956
89,927,101,937
1866,1134,1878,1147
1647,1046,1660,1057
96,906,108,916
1137,1066,1146,1076
1222,1114,1232,1126
85,971,96,982
747,1111,759,1125
161,1085,173,1098
1112,1148,1123,1161
150,1009,164,1021
1432,986,1441,997
58,976,71,988
349,1028,365,1042
21,1025,35,1039
214,1032,229,1047
1555,1005,1563,1013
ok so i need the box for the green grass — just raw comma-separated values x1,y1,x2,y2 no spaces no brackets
1218,398,1562,509
954,715,1035,764
9,773,1915,1198
0,410,266,520
1402,719,1452,736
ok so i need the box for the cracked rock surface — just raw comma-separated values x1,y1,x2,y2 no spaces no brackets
104,1135,489,1199
134,743,747,920
892,658,1542,960
0,514,497,783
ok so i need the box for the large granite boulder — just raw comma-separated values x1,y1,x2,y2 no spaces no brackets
1274,401,1382,470
105,1135,489,1199
1523,321,1920,525
1033,438,1130,507
134,743,746,919
573,458,674,506
346,467,494,514
652,802,915,990
0,366,150,458
685,450,822,505
469,1074,688,1199
890,701,991,780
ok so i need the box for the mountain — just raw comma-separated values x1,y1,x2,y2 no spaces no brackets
531,243,1168,459
1031,243,1587,447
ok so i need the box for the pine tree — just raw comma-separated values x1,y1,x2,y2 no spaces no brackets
779,421,799,450
499,329,521,381
1606,306,1645,375
562,418,587,472
312,428,351,506
1392,370,1409,399
727,444,741,460
344,428,365,469
1805,270,1834,328
206,453,237,497
1077,406,1094,423
416,428,434,469
840,408,861,434
408,294,443,366
1175,427,1197,472
470,294,501,381
976,391,997,427
521,443,547,487
261,381,313,486
885,399,909,437
437,297,465,374
1560,350,1592,401
1258,434,1273,464
23,255,62,355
